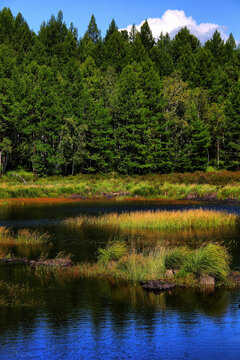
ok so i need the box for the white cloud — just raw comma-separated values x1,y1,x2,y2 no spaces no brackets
122,10,229,43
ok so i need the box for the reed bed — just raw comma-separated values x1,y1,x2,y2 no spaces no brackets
65,209,238,231
0,227,49,246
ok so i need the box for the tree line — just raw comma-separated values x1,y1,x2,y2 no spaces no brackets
0,8,239,175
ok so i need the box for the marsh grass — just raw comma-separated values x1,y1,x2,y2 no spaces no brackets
115,247,167,281
0,227,50,246
15,229,50,245
182,244,230,280
50,241,230,284
165,244,230,280
1,171,240,199
97,241,128,264
165,247,191,269
65,209,237,231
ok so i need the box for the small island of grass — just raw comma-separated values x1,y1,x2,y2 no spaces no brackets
47,241,236,289
65,209,238,230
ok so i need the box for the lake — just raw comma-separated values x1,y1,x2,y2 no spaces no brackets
0,200,240,359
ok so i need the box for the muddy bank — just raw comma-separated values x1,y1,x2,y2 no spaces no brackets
68,191,130,200
140,280,184,294
68,192,240,203
184,193,240,204
0,257,73,268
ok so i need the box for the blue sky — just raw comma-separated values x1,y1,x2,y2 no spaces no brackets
1,0,240,42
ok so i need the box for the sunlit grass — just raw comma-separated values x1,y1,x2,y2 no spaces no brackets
65,209,238,231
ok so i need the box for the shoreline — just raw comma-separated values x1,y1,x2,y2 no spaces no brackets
0,171,240,202
1,255,240,290
0,194,239,205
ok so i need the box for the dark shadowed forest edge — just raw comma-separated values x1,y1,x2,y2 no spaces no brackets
0,8,240,177
0,170,240,200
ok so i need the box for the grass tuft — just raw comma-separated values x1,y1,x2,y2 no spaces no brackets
0,227,49,246
183,244,230,280
97,241,128,264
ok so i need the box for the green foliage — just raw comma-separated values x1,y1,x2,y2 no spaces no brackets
0,8,240,175
206,166,217,172
85,14,101,44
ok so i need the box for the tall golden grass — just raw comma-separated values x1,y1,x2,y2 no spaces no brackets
65,209,238,230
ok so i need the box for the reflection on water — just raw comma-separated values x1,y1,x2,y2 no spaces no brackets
0,200,240,359
0,277,239,359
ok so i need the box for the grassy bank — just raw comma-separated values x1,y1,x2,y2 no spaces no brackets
47,242,230,285
65,209,238,231
0,170,240,200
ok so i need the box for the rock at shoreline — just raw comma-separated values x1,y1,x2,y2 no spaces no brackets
199,276,215,287
140,280,176,294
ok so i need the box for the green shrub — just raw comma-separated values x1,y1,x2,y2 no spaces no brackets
131,183,157,197
206,166,217,173
7,170,36,183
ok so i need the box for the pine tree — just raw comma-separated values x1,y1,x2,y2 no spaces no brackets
85,14,101,44
105,19,118,41
150,41,173,77
205,30,225,65
140,20,155,51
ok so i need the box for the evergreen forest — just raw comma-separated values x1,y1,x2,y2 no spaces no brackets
0,7,239,176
